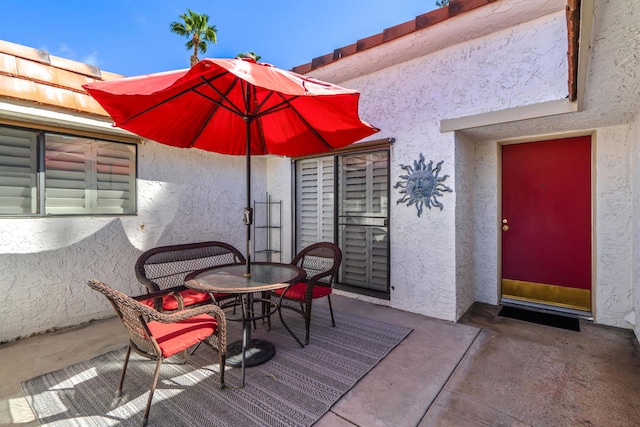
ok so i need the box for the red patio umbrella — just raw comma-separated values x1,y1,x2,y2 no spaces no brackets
83,57,378,275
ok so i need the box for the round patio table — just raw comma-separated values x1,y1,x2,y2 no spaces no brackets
185,262,306,386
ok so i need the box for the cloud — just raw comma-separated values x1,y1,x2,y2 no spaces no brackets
82,51,100,67
50,42,100,67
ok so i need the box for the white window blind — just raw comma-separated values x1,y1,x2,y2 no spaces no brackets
295,150,389,294
45,134,136,215
338,152,388,292
296,157,334,251
0,128,37,214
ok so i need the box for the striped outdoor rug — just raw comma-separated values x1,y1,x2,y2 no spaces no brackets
22,308,412,426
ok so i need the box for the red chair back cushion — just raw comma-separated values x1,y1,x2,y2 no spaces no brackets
147,314,217,358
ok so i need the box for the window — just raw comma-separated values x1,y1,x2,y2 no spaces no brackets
338,152,389,293
0,125,136,215
295,148,390,298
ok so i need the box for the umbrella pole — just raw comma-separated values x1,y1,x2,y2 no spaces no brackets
243,116,253,277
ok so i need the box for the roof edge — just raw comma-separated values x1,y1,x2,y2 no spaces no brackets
292,0,497,74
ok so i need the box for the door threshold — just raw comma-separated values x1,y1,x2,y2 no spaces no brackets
500,298,593,321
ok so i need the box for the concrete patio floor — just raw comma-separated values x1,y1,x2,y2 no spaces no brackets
1,295,639,426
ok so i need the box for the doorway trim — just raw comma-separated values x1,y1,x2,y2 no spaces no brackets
497,131,596,318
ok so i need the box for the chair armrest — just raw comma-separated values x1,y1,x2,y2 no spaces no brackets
132,288,181,301
127,295,226,338
304,271,336,288
133,288,186,311
149,303,227,325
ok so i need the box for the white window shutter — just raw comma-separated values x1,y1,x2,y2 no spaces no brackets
339,153,388,292
45,134,136,215
45,136,91,213
296,157,334,252
95,142,136,213
0,128,37,214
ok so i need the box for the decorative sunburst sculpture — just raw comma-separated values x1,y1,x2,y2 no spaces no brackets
393,153,452,216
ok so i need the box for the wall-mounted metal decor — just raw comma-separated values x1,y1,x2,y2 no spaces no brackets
393,153,452,216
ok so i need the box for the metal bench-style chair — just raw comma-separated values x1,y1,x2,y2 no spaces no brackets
272,242,342,345
135,241,246,311
87,279,227,426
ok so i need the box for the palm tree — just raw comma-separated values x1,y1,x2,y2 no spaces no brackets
170,9,218,67
236,52,262,62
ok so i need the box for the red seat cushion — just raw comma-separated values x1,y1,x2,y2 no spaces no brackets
273,282,332,300
140,290,232,311
162,289,211,310
147,314,217,358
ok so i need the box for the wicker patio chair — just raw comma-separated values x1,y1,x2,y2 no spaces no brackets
135,241,246,312
272,242,342,345
88,279,227,426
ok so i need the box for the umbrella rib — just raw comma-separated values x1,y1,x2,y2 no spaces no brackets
248,85,268,153
276,93,334,151
197,76,245,117
253,97,299,120
117,71,229,126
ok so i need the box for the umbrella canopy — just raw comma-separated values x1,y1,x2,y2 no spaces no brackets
83,57,379,274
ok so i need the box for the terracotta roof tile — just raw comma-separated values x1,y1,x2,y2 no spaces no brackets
0,39,122,117
357,33,385,52
73,91,109,116
383,21,416,42
0,40,49,64
0,52,18,75
333,43,358,60
0,73,38,100
15,57,56,82
49,55,102,79
416,7,450,29
34,83,77,108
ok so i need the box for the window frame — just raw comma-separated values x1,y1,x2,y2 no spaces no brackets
292,138,393,299
0,123,138,217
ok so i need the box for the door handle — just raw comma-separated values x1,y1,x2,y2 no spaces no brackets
502,218,508,231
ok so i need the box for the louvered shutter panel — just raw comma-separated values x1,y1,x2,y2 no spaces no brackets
45,135,91,213
339,152,388,291
340,155,368,287
296,157,334,252
369,154,389,291
45,134,135,214
0,128,37,214
96,142,135,214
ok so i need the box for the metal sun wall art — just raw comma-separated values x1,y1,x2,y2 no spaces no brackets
393,153,452,217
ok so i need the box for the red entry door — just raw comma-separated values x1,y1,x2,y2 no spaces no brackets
501,136,591,312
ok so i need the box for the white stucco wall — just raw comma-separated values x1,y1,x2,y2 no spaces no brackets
473,140,500,305
0,140,267,342
594,126,635,328
454,132,476,319
264,156,294,263
631,114,640,341
308,10,568,321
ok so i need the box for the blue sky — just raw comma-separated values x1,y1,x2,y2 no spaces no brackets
1,1,438,77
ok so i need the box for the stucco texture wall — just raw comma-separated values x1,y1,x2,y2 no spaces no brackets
595,126,635,328
318,11,568,320
473,140,499,305
455,132,477,319
632,114,640,341
265,156,294,263
0,141,267,342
